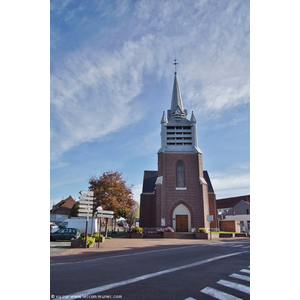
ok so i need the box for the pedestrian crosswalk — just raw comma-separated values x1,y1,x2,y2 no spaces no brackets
229,273,250,282
216,279,250,294
200,287,243,300
184,266,250,300
200,266,250,299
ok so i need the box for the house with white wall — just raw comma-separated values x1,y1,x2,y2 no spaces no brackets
223,200,250,232
216,195,250,233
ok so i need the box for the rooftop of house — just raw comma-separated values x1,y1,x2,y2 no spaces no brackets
142,170,158,193
51,195,76,212
216,195,250,209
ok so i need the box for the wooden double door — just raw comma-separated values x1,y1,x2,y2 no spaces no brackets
176,215,188,232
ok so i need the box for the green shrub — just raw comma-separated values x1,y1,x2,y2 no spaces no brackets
79,236,95,246
91,233,104,242
133,226,143,233
197,228,206,233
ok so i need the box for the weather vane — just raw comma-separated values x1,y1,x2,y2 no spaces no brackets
173,59,178,73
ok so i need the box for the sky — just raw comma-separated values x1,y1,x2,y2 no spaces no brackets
50,0,250,208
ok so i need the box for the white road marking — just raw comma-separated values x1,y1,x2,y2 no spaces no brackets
229,273,250,282
240,268,250,274
200,286,243,300
208,243,250,248
63,252,245,299
217,279,250,294
184,298,197,300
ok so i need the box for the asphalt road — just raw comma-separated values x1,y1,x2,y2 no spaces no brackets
50,239,250,300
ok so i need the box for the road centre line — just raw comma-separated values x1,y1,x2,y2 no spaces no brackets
63,251,246,299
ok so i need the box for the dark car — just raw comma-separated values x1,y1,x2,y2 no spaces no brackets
50,228,80,241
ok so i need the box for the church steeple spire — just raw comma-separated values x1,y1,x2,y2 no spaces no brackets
168,60,186,118
170,72,184,113
159,62,201,154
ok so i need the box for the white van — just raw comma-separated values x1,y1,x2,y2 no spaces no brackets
59,217,98,234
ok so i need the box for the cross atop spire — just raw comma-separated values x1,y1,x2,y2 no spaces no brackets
173,59,178,73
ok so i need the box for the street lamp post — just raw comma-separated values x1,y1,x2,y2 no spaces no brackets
96,206,103,248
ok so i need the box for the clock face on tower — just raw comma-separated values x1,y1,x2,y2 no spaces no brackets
175,108,181,115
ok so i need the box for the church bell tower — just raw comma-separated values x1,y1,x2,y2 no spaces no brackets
140,61,217,232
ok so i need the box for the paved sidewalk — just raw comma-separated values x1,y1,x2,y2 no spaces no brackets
50,237,250,264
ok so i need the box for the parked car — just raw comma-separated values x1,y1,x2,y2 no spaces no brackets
50,224,59,233
59,217,98,234
50,228,80,241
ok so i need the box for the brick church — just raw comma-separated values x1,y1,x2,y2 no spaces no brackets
140,67,218,232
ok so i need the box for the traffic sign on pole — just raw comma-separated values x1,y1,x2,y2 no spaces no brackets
78,204,93,209
78,209,93,213
79,195,94,201
100,210,114,215
79,190,94,196
97,214,114,218
78,213,93,217
78,190,95,249
79,201,94,205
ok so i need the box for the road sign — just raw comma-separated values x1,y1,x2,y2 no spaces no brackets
79,201,94,205
207,215,214,222
97,214,114,218
78,209,93,213
100,210,114,215
78,204,93,209
79,190,94,196
78,207,93,211
79,195,94,201
78,213,93,217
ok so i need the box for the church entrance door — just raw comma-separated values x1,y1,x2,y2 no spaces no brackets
176,215,188,232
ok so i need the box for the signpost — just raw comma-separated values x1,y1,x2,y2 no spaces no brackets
96,208,114,248
78,190,94,248
97,214,114,219
79,190,94,196
207,215,214,240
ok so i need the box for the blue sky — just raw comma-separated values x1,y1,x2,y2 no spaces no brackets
50,0,250,208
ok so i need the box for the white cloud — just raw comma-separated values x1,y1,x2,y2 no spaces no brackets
210,164,250,197
51,36,157,159
51,0,249,159
132,183,143,204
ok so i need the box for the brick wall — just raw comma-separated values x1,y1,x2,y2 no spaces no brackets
208,192,218,229
219,220,239,232
157,152,209,229
140,193,156,228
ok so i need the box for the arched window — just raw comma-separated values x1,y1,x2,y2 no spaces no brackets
176,161,185,187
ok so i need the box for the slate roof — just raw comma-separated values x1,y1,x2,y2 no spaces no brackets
50,195,76,214
142,170,158,193
142,170,215,194
170,72,184,114
216,195,250,209
203,170,214,193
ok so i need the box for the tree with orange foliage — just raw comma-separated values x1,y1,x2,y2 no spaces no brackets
89,171,135,236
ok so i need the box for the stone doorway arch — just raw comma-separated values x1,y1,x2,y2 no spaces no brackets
172,204,191,232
